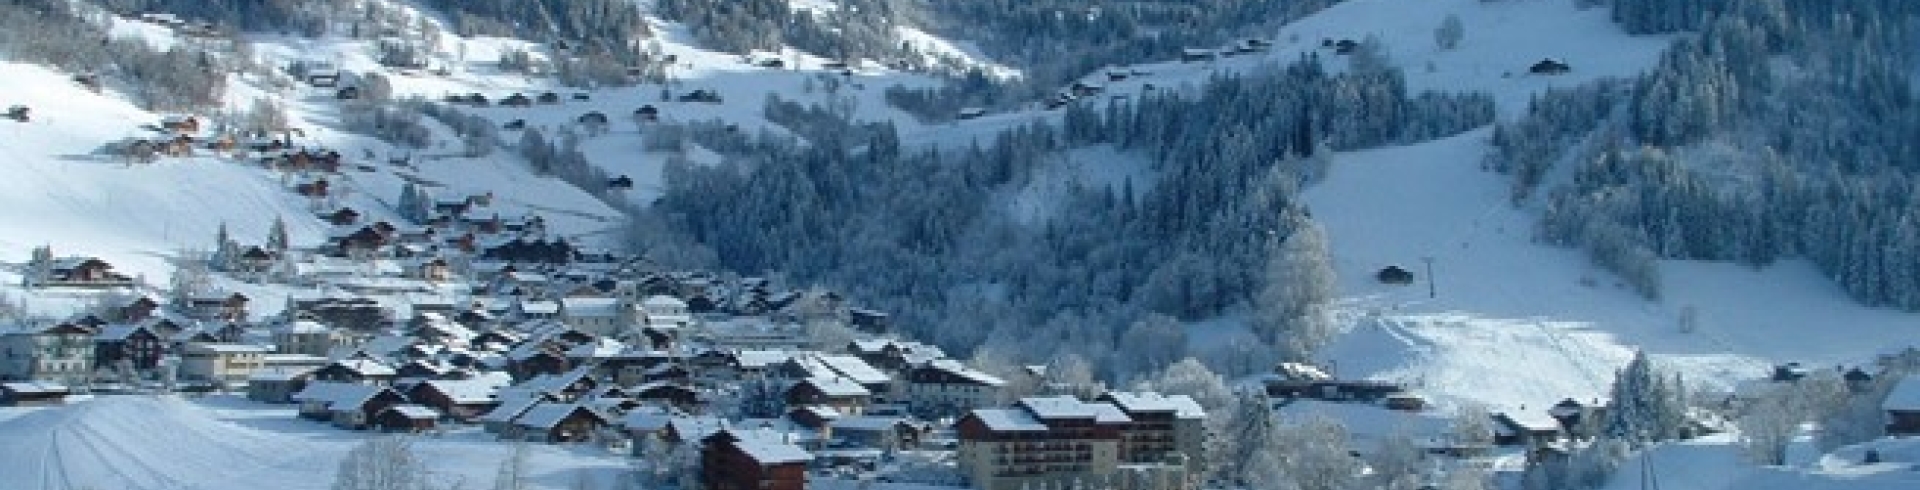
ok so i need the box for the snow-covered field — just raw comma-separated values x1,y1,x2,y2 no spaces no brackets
0,395,629,490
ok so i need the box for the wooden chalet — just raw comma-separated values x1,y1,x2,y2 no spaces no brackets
702,428,811,490
406,374,511,421
504,403,608,443
1492,411,1563,447
311,358,398,385
95,323,166,371
160,115,201,134
631,382,701,410
374,404,441,432
293,382,407,429
1885,377,1920,436
45,257,135,288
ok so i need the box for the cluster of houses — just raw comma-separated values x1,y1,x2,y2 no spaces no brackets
7,225,1218,490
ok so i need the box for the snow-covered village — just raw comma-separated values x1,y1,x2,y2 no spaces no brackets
3,0,1920,489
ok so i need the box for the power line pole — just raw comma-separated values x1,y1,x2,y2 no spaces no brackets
1422,256,1436,298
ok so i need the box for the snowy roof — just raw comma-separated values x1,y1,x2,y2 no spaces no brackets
248,367,316,382
294,382,389,409
1104,392,1206,419
802,377,871,397
642,295,687,310
566,338,628,359
562,297,621,318
0,381,70,394
96,324,150,341
620,407,673,431
479,396,545,424
1019,396,1129,423
384,405,440,419
725,429,814,465
1276,362,1333,382
735,350,793,369
187,343,271,354
969,408,1049,432
515,403,599,430
668,416,727,442
815,356,891,385
331,358,396,377
520,301,560,315
420,374,511,404
1495,410,1563,432
279,320,331,334
1885,377,1920,412
925,359,1005,386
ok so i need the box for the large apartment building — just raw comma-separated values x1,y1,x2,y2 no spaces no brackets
0,322,95,383
956,394,1205,490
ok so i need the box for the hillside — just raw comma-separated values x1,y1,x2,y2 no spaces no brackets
0,0,1918,488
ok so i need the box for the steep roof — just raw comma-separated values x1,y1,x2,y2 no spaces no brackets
562,297,621,318
1885,377,1920,412
723,428,814,465
383,404,440,420
924,359,1005,386
479,396,545,424
294,382,390,410
515,403,603,430
419,373,512,404
815,355,891,385
802,377,871,397
968,408,1049,432
1104,392,1205,419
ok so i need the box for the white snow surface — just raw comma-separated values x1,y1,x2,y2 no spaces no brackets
0,395,626,490
1308,129,1920,412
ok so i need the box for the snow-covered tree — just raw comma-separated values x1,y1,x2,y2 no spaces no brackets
1256,213,1338,359
397,184,433,225
246,97,290,135
1435,14,1464,50
1042,352,1103,399
212,222,238,271
1249,415,1363,490
1134,358,1232,413
494,442,530,490
267,216,291,252
1451,403,1497,448
1602,351,1688,445
169,255,214,307
24,245,52,287
1367,427,1429,490
332,437,432,490
1213,392,1276,483
1116,314,1188,381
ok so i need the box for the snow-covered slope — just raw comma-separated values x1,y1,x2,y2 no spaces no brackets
0,396,626,490
0,61,339,281
1308,88,1919,412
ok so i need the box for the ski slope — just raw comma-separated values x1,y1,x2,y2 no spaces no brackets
1308,127,1920,412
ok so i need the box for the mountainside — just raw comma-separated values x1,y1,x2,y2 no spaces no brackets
1,0,1920,488
0,0,1912,400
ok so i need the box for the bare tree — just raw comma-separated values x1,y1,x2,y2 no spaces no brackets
333,436,433,490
